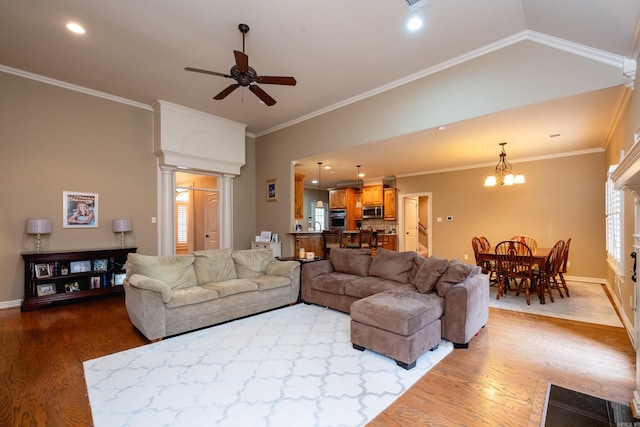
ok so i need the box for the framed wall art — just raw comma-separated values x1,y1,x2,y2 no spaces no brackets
63,191,98,228
266,179,278,202
36,283,56,296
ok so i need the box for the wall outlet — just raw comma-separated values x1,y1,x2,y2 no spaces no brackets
151,216,157,224
464,254,468,260
566,261,570,268
436,217,443,222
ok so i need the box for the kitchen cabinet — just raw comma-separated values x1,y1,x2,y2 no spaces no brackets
294,233,324,258
383,188,396,220
294,173,305,219
362,185,383,206
329,189,347,209
383,234,397,251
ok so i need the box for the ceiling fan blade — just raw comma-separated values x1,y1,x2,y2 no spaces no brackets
234,50,249,73
249,85,276,106
257,76,297,86
185,67,231,79
213,84,240,100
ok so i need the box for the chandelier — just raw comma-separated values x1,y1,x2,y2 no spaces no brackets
355,165,362,208
484,142,525,186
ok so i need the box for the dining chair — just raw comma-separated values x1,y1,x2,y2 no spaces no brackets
535,239,564,303
554,237,571,297
359,229,374,248
322,229,342,259
510,235,538,254
478,236,497,283
471,237,485,271
494,240,537,305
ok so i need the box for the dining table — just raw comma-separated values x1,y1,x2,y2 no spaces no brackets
477,246,552,303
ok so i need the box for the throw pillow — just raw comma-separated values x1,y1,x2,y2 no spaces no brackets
435,259,475,297
368,248,416,283
329,247,371,277
231,249,274,278
193,248,237,285
413,255,449,293
126,253,196,290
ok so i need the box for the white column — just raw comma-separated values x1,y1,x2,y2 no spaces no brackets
159,166,176,255
220,174,235,249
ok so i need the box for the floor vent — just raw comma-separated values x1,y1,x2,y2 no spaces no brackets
403,0,427,12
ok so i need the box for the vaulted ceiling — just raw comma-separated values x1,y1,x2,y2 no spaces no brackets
1,1,639,187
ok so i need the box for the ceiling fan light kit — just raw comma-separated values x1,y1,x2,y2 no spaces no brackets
185,23,296,106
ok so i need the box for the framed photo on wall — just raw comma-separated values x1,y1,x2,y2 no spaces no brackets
63,191,98,228
266,179,278,202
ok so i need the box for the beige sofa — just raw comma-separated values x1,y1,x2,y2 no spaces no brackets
301,247,489,368
123,249,300,341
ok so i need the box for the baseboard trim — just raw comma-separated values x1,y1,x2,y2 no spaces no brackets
0,299,23,310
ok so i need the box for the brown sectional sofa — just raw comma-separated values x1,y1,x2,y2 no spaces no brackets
301,247,489,368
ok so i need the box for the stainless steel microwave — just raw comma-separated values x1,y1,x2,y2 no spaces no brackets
362,205,383,219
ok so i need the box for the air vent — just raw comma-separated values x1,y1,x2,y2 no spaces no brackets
403,0,427,12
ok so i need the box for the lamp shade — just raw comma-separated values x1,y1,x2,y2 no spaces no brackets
26,218,52,234
112,218,132,233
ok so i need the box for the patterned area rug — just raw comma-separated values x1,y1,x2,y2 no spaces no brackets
489,281,623,327
84,304,453,427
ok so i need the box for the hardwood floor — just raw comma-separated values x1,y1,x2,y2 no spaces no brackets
0,295,635,426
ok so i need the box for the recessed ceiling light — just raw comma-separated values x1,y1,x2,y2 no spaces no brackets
407,17,423,31
66,22,86,34
437,126,446,131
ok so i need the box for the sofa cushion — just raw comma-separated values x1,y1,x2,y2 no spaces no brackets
232,249,274,278
193,248,237,285
202,278,259,297
350,290,444,336
126,253,196,290
166,286,219,309
251,275,291,291
368,248,416,283
413,255,449,294
346,276,415,299
310,272,360,295
329,248,371,277
435,259,477,297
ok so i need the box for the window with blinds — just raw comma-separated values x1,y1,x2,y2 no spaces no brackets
606,165,623,276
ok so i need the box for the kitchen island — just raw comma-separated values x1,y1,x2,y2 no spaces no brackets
290,231,324,259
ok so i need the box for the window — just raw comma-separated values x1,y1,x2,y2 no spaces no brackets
606,165,623,276
176,190,190,252
312,203,326,231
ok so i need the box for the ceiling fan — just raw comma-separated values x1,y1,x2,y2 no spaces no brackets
185,23,297,106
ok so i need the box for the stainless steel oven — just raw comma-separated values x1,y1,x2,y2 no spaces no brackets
330,209,347,229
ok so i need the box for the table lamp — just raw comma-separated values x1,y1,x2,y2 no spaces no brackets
26,218,52,253
112,218,132,248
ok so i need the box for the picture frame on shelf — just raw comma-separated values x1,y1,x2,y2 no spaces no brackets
36,283,56,296
64,282,80,293
93,258,108,272
63,191,98,228
266,179,278,202
259,231,272,242
35,263,51,278
90,276,101,289
70,260,91,273
114,273,126,285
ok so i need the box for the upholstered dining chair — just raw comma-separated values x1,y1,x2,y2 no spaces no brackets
322,229,342,259
494,240,537,305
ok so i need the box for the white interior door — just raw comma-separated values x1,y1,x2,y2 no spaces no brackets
205,192,219,250
403,196,418,252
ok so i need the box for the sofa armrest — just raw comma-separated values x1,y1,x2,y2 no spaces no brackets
441,273,489,346
266,260,300,281
126,273,173,303
300,259,334,282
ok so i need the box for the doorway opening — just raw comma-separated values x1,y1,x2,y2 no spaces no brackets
400,192,432,256
175,172,220,254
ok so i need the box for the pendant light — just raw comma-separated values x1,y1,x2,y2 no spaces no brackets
484,142,525,186
355,165,362,208
316,162,324,208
